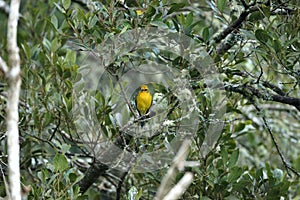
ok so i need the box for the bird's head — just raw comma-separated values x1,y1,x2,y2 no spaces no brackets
140,85,149,92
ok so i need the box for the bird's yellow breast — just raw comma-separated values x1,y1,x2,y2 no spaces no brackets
136,86,152,115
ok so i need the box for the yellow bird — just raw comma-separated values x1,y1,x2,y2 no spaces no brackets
136,85,152,126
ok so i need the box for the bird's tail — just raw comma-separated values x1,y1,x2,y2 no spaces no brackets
139,115,146,127
140,121,145,127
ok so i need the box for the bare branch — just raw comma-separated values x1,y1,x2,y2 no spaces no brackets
6,0,22,199
78,161,109,193
163,172,193,200
155,139,191,200
7,0,21,73
213,10,250,44
215,33,236,55
225,84,300,111
78,130,132,193
262,81,286,96
240,0,249,9
117,77,137,118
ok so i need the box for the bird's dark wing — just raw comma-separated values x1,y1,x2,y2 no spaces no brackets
135,92,141,116
145,96,153,114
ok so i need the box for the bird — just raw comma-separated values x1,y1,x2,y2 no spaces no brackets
135,85,152,127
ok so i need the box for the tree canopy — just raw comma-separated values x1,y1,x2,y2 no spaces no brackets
0,0,299,199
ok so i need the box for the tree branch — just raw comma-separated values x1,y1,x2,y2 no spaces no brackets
163,172,193,200
262,81,286,96
78,161,109,193
5,0,22,199
213,3,296,56
154,139,192,200
254,104,300,177
212,4,264,55
78,131,132,193
225,84,300,111
213,10,250,44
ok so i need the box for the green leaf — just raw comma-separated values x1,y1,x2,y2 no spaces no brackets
68,173,78,183
88,14,98,28
202,27,210,42
51,37,61,52
76,7,87,24
43,112,52,127
150,21,169,29
62,95,72,112
261,4,270,18
255,29,271,44
62,0,71,10
228,149,239,167
43,38,51,51
294,156,300,171
53,153,69,172
234,122,245,132
186,12,193,26
66,49,76,65
21,43,31,59
217,0,226,12
273,39,281,52
167,3,186,15
228,166,243,182
249,11,264,22
145,6,156,18
51,15,58,29
220,146,228,162
120,23,131,35
61,144,71,154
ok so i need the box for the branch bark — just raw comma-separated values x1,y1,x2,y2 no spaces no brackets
154,139,192,200
162,172,193,200
225,84,300,111
78,161,109,193
78,132,130,193
212,5,261,55
213,10,250,44
0,0,22,199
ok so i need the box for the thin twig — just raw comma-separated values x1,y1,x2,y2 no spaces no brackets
255,52,264,84
49,110,61,141
116,171,129,200
0,164,11,200
0,56,9,74
254,104,300,177
116,77,137,119
224,68,289,97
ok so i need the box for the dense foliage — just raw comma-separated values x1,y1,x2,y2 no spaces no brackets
0,0,299,199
